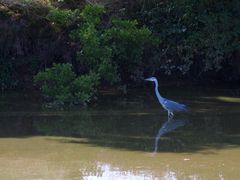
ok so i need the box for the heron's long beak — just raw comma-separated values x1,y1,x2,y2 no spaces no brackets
145,78,151,81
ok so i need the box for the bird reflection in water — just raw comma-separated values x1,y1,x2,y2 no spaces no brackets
154,119,187,153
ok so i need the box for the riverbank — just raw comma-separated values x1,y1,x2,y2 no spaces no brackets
1,0,240,91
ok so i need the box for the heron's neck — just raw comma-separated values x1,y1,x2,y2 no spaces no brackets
154,81,164,103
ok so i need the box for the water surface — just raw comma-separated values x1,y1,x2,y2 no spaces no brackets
0,86,240,179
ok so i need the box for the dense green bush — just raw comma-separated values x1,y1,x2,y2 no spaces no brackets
34,63,99,103
34,4,155,104
47,8,79,26
2,0,239,96
69,5,155,83
104,19,155,81
136,0,240,79
71,72,100,102
34,63,75,102
0,1,72,90
80,4,105,26
69,5,118,83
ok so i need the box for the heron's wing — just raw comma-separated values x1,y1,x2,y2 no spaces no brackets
163,99,188,112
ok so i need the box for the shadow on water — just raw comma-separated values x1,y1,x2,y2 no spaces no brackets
0,88,240,153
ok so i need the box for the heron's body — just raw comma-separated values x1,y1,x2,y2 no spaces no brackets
145,77,188,119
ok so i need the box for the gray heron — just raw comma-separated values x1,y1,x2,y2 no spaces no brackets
145,77,188,119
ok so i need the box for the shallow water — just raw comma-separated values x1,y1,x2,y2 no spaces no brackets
0,86,240,179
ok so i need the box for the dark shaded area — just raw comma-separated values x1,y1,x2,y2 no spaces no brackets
1,0,240,91
0,88,240,153
0,1,77,89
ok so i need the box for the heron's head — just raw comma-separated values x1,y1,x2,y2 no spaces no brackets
145,77,157,82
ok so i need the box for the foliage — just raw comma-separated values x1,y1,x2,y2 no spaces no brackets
0,58,14,90
80,4,105,26
71,72,100,102
70,5,119,84
34,63,75,102
34,63,99,103
0,0,70,90
47,8,79,26
34,4,155,105
1,0,239,95
104,19,155,81
70,5,155,83
137,0,240,79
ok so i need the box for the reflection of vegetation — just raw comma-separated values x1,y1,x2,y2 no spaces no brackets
34,111,102,137
0,90,240,153
0,106,240,152
30,109,240,152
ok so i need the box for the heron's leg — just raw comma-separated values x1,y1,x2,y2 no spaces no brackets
168,111,174,121
168,111,173,121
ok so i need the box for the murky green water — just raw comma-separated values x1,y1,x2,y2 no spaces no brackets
0,86,240,179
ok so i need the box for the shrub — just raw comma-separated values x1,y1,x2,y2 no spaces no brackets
137,0,240,79
80,4,105,26
71,72,100,103
34,63,75,102
34,63,99,103
104,19,155,81
34,4,157,105
69,5,119,84
47,8,80,26
70,5,155,83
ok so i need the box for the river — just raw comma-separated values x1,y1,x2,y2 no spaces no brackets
0,86,240,179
